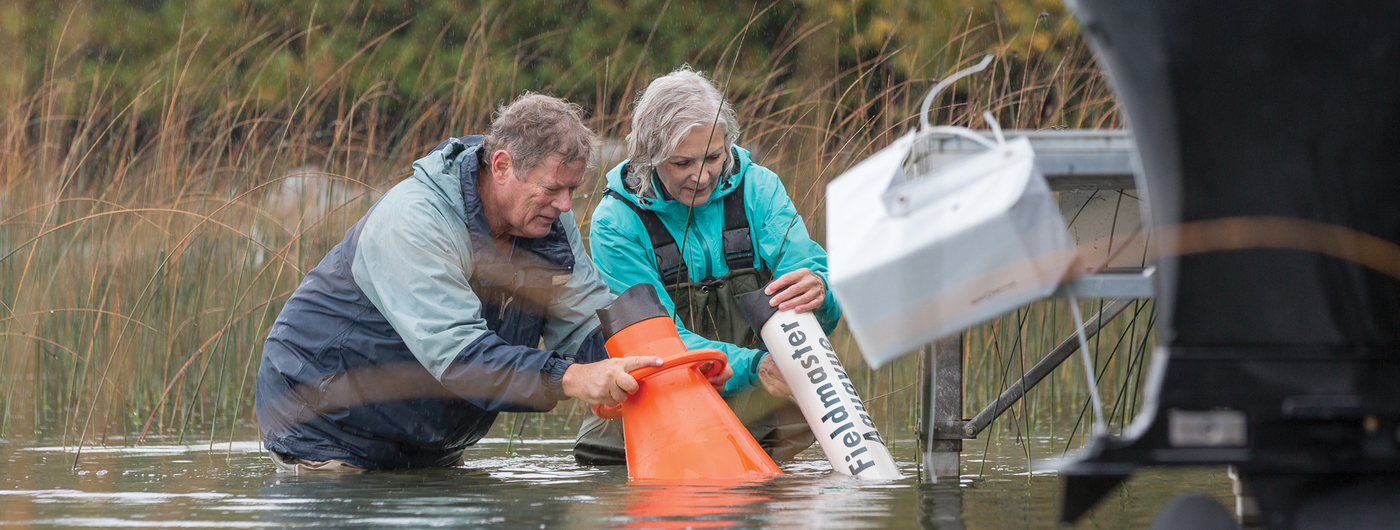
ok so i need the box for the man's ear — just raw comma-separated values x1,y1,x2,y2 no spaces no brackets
490,150,513,183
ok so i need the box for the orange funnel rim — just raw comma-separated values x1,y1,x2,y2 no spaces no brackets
592,349,727,419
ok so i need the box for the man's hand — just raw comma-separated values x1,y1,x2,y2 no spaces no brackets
756,354,792,397
765,268,825,313
561,356,663,407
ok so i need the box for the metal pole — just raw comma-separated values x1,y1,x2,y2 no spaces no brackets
960,298,1130,438
921,334,964,482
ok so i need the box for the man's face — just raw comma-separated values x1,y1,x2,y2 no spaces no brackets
496,152,586,239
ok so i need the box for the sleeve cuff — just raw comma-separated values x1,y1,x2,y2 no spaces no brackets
749,349,769,388
543,356,573,401
720,348,766,396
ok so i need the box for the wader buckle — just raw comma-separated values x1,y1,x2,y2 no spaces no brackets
698,277,726,293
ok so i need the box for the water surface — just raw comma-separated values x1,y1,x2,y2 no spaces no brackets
0,426,1232,529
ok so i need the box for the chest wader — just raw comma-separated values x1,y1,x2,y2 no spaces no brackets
573,185,816,466
608,187,771,354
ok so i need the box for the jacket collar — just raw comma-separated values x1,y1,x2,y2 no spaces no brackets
436,137,575,289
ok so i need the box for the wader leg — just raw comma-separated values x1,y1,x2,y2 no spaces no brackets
268,450,368,474
573,412,627,466
573,391,816,466
727,391,816,462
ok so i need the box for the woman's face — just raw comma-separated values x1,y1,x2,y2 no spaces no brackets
656,125,726,206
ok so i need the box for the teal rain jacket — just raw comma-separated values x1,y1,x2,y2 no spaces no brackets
589,146,841,395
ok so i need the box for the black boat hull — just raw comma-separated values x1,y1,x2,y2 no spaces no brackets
1062,1,1400,527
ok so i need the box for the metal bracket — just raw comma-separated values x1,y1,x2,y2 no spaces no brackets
1054,267,1156,299
909,129,1137,191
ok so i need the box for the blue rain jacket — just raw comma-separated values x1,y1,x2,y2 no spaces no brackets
589,146,841,395
255,137,612,470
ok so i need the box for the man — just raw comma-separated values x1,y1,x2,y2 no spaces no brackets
255,94,665,473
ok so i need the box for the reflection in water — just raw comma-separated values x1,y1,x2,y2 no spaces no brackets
256,467,503,526
0,429,1230,528
920,481,966,530
766,469,914,530
621,480,773,529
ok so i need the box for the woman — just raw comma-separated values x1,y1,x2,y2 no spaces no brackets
574,67,841,465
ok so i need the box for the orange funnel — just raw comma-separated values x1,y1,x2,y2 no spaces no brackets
594,284,782,481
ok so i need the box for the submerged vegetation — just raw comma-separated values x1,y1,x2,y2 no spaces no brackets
0,0,1143,469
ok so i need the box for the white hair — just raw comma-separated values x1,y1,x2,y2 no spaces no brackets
624,67,740,196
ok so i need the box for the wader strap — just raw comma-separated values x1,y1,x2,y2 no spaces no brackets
604,189,687,284
720,184,756,275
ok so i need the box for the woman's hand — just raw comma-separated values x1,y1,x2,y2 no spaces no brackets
756,354,792,397
765,268,826,313
698,360,734,392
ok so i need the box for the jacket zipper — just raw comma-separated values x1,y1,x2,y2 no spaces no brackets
688,209,715,279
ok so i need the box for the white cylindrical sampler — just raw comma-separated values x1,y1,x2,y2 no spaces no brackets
739,291,901,479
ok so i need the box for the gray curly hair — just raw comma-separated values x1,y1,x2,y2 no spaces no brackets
625,67,740,195
484,92,598,177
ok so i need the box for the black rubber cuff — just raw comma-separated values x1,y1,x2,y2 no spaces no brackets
738,289,779,335
543,356,573,401
597,283,670,340
750,350,769,381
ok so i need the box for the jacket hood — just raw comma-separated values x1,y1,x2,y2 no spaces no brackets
603,145,756,214
412,136,575,284
411,136,481,222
